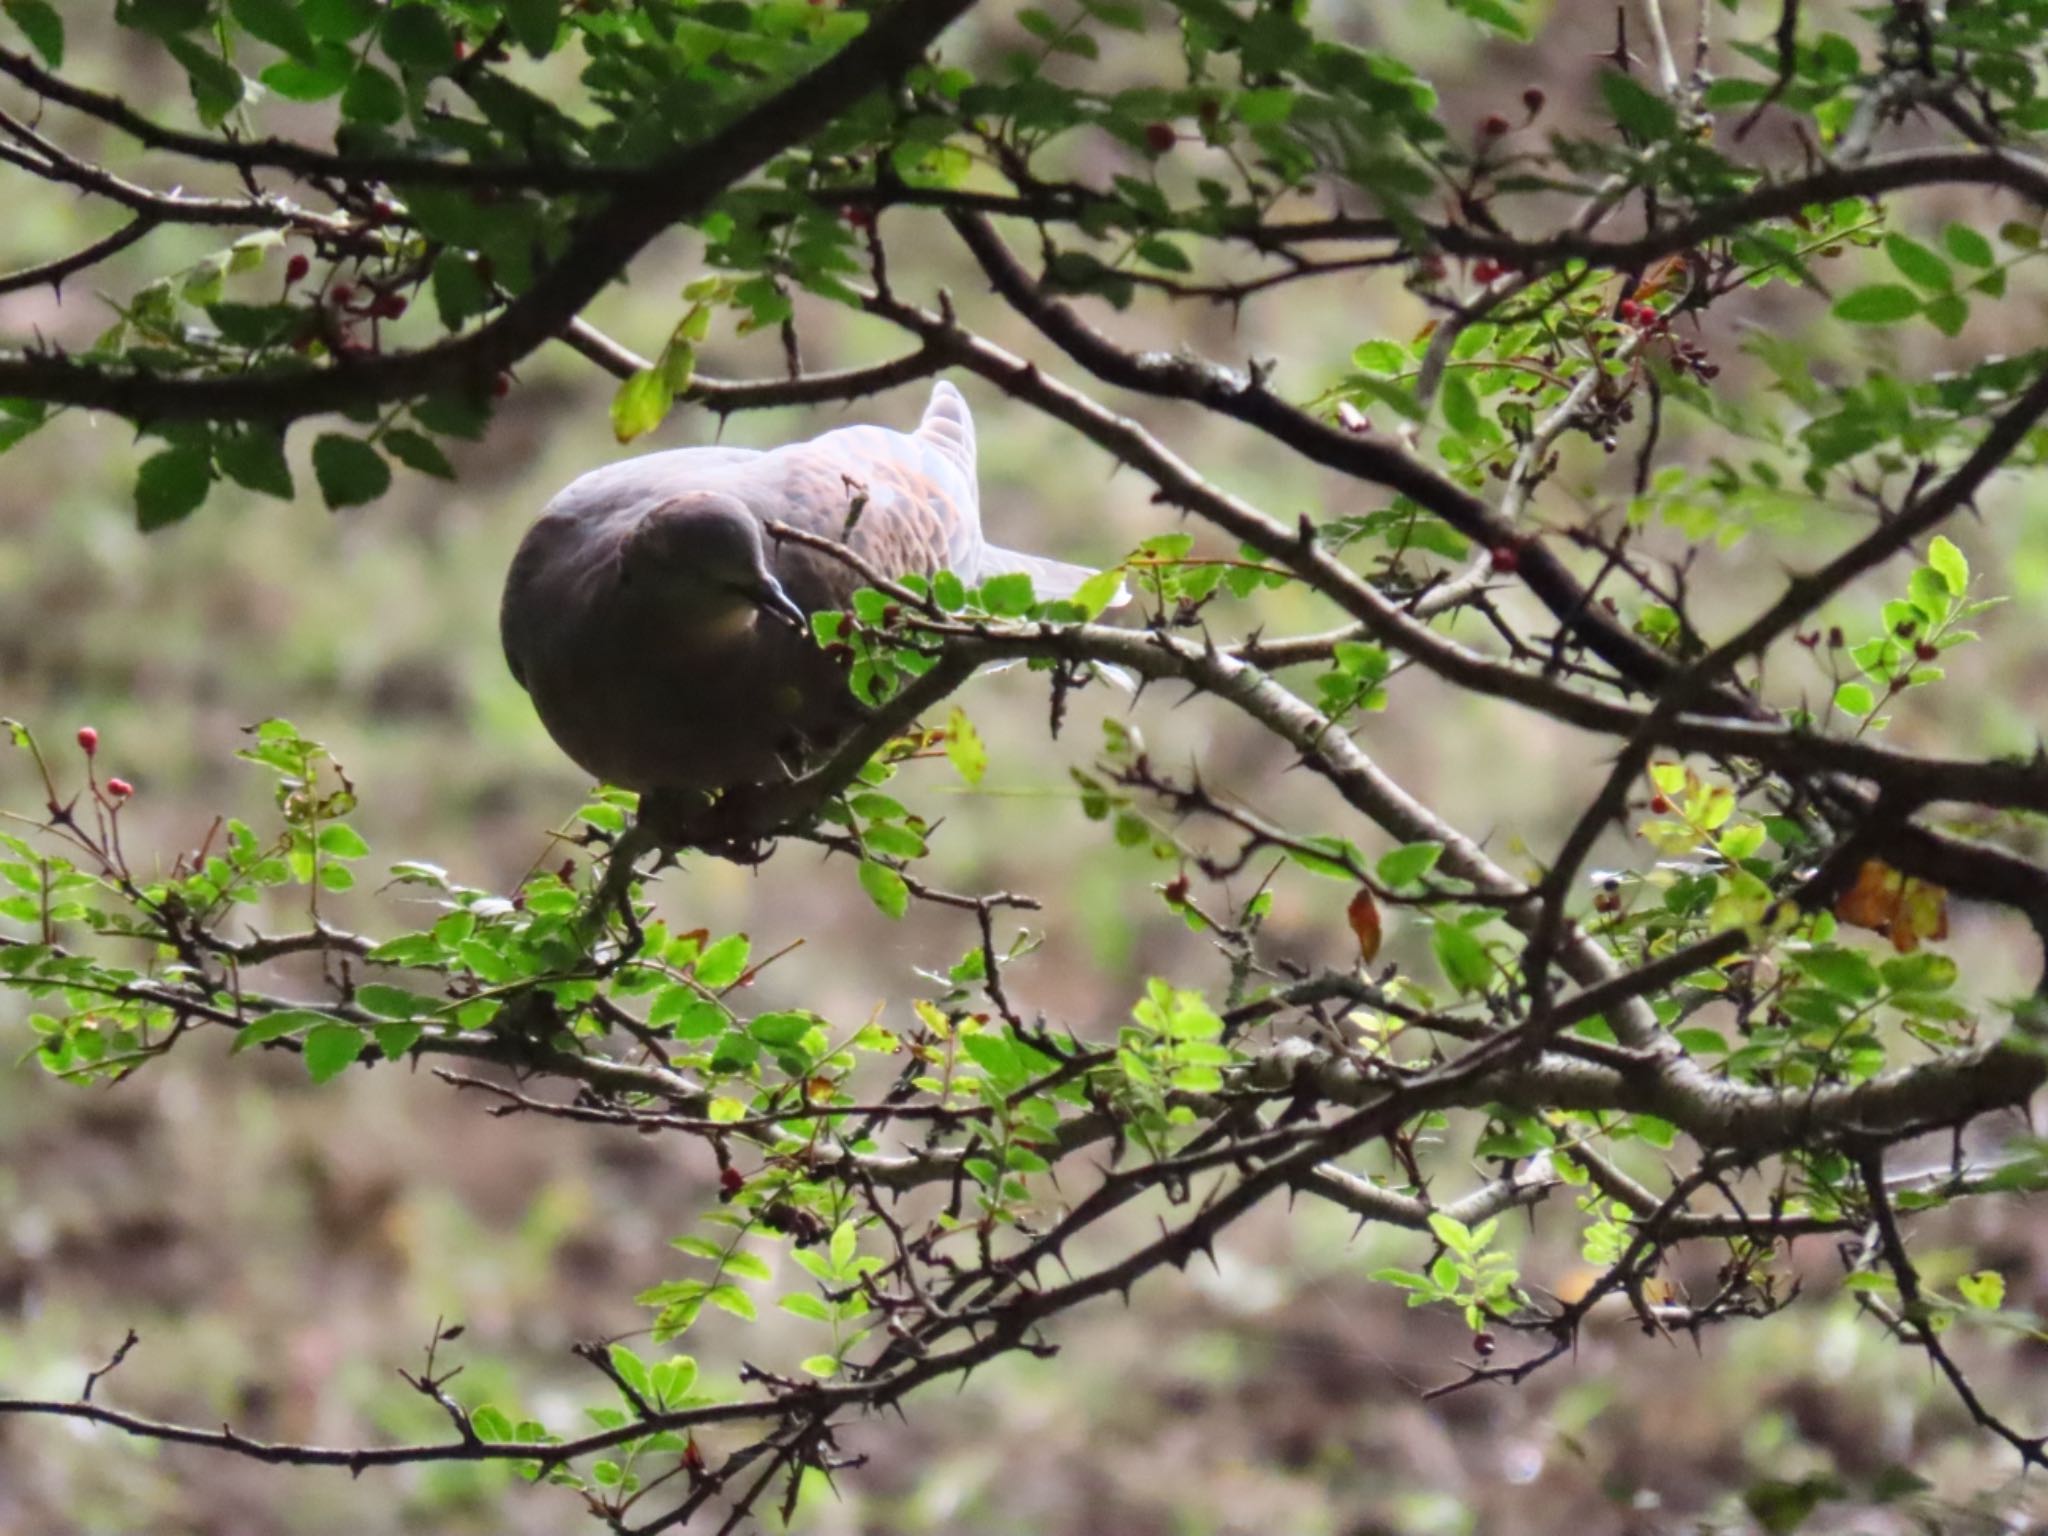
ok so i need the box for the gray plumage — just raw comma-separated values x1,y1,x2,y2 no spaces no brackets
501,380,1104,796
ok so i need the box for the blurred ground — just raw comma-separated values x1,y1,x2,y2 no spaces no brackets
3,7,2047,1536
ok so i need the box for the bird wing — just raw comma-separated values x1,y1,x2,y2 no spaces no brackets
707,382,981,610
974,544,1110,602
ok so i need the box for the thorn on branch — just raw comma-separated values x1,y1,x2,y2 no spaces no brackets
82,1328,139,1402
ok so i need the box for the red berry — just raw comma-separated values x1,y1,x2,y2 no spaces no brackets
1649,795,1672,814
1522,86,1546,116
329,282,354,305
1472,257,1504,283
1143,121,1178,155
76,726,98,755
106,777,134,799
1480,112,1511,137
492,372,512,399
372,292,408,319
1487,542,1521,574
1915,641,1938,661
840,204,875,231
719,1166,745,1197
284,253,310,286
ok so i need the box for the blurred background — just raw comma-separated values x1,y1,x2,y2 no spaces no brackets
3,5,2047,1534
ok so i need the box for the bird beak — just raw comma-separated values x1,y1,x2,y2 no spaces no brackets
749,575,808,631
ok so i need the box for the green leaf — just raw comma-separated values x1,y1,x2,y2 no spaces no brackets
599,1343,648,1402
1942,222,1994,268
1832,681,1874,716
1956,1269,2005,1310
1598,70,1678,138
302,0,375,39
1831,285,1920,325
214,428,294,499
504,0,561,56
1793,947,1880,1001
1907,565,1952,624
167,35,246,123
1070,564,1124,619
980,571,1037,616
611,368,672,444
859,860,909,919
116,0,209,38
431,252,491,329
1345,374,1423,422
261,42,353,100
311,435,391,508
1440,372,1482,436
829,1220,857,1273
4,0,63,65
304,1022,367,1083
1432,921,1493,995
1926,534,1968,594
228,0,314,57
1234,87,1294,126
380,3,455,72
649,1355,698,1402
136,445,214,530
748,1011,815,1049
1871,1464,1932,1503
373,1022,422,1060
1427,1210,1473,1254
1744,1476,1844,1536
355,983,426,1019
1375,842,1443,888
316,823,369,859
1353,340,1407,374
340,62,404,125
1883,233,1950,290
943,706,986,786
232,1007,339,1052
1448,0,1526,37
693,934,751,990
1923,292,1968,336
382,428,456,480
704,1284,756,1321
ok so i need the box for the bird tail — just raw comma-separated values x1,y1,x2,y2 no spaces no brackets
979,544,1130,607
917,380,977,478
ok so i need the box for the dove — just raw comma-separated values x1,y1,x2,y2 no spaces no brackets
501,380,1106,800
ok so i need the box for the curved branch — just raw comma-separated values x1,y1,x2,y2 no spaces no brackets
944,210,1709,698
0,216,154,297
558,318,946,413
0,0,980,424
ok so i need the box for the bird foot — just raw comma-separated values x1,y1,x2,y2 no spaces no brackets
639,783,783,865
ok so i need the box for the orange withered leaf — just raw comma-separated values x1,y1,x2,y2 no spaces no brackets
1834,860,1950,954
1347,888,1384,963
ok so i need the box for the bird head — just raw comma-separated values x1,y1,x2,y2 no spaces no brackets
625,492,807,631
